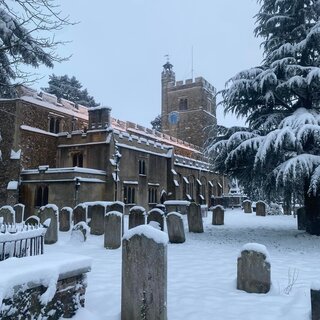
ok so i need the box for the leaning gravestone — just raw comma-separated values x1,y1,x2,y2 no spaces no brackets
89,203,105,235
59,207,72,232
237,243,271,294
166,212,185,244
311,283,320,320
14,204,25,223
0,205,15,224
128,206,146,230
104,211,122,249
242,200,252,214
256,201,266,217
147,208,165,231
121,225,168,320
25,215,40,226
73,204,87,225
39,204,58,244
212,205,224,225
187,202,203,233
297,207,306,231
70,221,90,243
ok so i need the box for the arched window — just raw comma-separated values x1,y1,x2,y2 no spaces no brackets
35,185,49,207
148,188,158,204
49,118,55,133
179,98,188,110
49,117,61,133
188,176,195,201
139,159,146,175
123,185,136,204
73,153,83,167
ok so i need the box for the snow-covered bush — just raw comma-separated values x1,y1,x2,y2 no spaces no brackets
266,202,284,216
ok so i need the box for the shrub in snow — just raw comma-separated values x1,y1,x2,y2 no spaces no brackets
267,202,284,215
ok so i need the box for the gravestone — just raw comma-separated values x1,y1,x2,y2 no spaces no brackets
104,211,122,249
256,201,266,217
108,201,125,214
59,207,72,232
187,202,203,233
90,204,105,235
0,206,15,224
121,225,168,320
73,204,87,225
107,201,125,234
237,243,271,294
212,205,224,225
25,215,40,226
166,212,185,243
242,200,252,214
14,204,25,223
129,206,146,230
70,221,89,243
147,208,165,231
297,207,306,230
39,204,58,244
311,285,320,320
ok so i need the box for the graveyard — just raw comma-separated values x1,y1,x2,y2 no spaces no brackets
0,203,317,319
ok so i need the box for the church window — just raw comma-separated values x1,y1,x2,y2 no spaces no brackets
148,188,158,204
139,159,146,175
124,186,135,204
35,185,49,207
73,153,83,167
49,117,60,133
179,98,188,110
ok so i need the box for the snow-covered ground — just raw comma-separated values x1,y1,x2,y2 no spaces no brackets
45,208,320,320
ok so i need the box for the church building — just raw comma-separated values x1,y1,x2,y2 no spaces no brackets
0,63,227,216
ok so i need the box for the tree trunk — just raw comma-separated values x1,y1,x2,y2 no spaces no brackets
304,191,320,236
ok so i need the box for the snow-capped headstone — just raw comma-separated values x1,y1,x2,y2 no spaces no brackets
147,208,165,231
70,221,89,243
311,283,320,320
187,202,203,233
0,205,15,224
104,211,122,249
73,204,87,225
107,201,125,235
13,204,25,223
166,212,185,243
237,243,271,294
39,204,58,244
25,215,40,226
128,206,146,229
256,201,266,217
59,207,72,232
89,203,105,235
297,207,306,231
242,200,252,214
121,225,168,320
212,205,224,225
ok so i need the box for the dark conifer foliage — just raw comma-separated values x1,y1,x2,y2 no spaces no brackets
0,0,74,97
208,0,320,234
43,74,99,107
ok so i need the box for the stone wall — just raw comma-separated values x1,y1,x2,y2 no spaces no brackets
0,102,20,206
1,273,87,319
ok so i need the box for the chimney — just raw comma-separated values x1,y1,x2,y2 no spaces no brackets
88,106,111,129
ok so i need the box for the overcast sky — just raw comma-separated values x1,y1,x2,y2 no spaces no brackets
35,0,263,128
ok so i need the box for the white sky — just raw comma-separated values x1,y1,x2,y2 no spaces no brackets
34,0,263,128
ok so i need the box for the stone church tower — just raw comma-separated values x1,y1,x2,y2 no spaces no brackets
161,62,217,148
